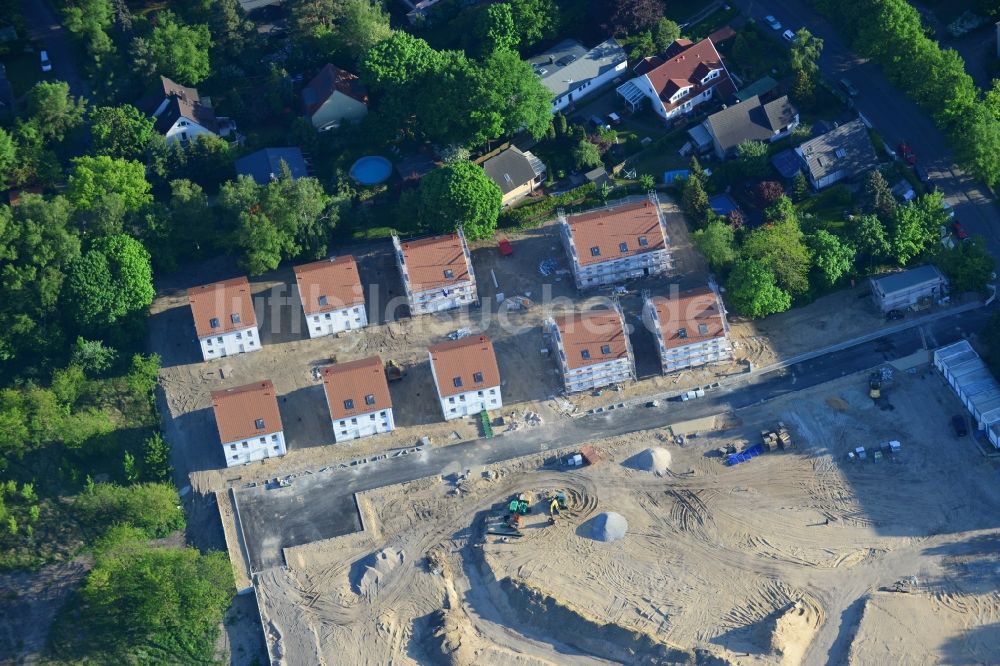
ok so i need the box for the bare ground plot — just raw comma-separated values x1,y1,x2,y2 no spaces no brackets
247,368,1000,665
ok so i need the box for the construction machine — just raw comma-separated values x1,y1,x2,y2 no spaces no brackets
868,372,882,400
385,359,406,382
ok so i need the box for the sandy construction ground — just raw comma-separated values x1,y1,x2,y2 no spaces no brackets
248,367,1000,665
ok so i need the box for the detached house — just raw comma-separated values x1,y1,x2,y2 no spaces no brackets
795,119,879,190
393,230,477,315
140,76,236,145
188,277,260,361
642,287,733,373
482,146,547,206
617,38,735,122
694,95,799,159
302,64,368,131
560,194,671,290
322,356,395,443
212,380,286,467
428,335,502,421
294,256,368,338
546,309,635,393
529,38,628,112
235,147,308,185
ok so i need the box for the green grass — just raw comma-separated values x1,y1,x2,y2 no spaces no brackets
626,130,691,180
687,6,741,41
797,184,854,234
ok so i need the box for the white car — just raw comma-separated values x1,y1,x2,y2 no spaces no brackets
764,15,782,30
782,29,797,42
40,50,51,72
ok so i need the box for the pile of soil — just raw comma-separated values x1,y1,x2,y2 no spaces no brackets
352,547,405,598
591,512,628,542
633,447,672,475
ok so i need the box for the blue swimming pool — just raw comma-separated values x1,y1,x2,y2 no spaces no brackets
349,156,392,185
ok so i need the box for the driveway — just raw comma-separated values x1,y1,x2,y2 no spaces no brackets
19,0,90,98
729,0,1000,259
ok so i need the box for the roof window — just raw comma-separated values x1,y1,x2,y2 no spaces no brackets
255,418,265,429
453,377,463,388
590,246,601,257
601,344,611,354
318,295,328,306
638,236,649,246
231,313,241,324
344,398,354,410
678,328,688,339
210,317,220,328
444,269,454,279
473,372,484,383
835,148,847,159
698,323,709,335
365,394,376,405
581,349,591,360
619,242,628,253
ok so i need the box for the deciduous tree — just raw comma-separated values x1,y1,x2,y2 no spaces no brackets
509,0,559,49
89,105,155,160
808,230,855,286
67,155,152,213
693,220,736,272
23,82,87,143
64,234,155,331
137,11,213,85
338,0,393,62
414,161,502,239
932,236,995,293
726,259,791,318
737,139,770,178
852,213,890,267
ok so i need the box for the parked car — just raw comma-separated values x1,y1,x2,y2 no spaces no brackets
951,220,969,240
40,50,51,73
885,309,905,321
782,29,797,42
764,15,782,30
897,142,917,165
839,78,859,97
606,112,622,125
914,164,930,183
951,414,968,437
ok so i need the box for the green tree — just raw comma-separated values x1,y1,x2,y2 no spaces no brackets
142,432,172,482
792,67,816,107
864,170,896,222
852,213,890,267
932,237,996,293
681,174,710,226
726,259,792,318
67,155,153,213
0,129,15,185
209,0,255,59
808,230,855,287
414,161,502,239
956,105,1000,189
890,193,948,265
71,337,119,375
362,31,440,90
654,18,681,52
790,28,824,74
792,170,810,200
737,139,770,178
65,235,155,331
693,220,736,273
123,451,138,483
90,105,155,160
338,0,393,62
477,3,517,55
74,483,184,537
23,82,87,143
572,139,602,170
509,0,559,49
140,11,213,85
474,48,553,142
742,205,811,296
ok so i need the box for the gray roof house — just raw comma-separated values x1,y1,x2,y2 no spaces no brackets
529,38,628,113
235,147,308,184
870,264,947,313
697,95,799,159
482,146,546,206
795,118,878,190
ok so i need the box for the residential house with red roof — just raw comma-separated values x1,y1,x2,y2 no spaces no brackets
322,357,395,442
560,194,671,290
211,380,285,467
302,64,369,131
139,76,237,146
392,229,477,315
294,256,368,338
546,308,635,393
428,335,502,421
616,38,734,122
642,286,733,373
188,276,260,361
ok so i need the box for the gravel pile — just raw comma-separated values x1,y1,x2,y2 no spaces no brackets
591,512,628,542
634,447,672,475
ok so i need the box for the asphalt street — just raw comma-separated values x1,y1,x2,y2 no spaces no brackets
732,0,1000,258
18,0,90,98
237,305,992,572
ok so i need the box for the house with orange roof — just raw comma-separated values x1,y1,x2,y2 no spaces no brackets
294,256,367,339
392,229,477,315
642,286,732,373
321,356,395,442
428,335,502,420
560,193,671,290
545,308,635,393
188,276,260,361
211,380,285,467
616,38,735,122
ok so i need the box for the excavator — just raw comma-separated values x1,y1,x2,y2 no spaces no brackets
868,372,882,400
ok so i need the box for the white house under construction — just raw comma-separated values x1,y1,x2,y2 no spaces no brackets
393,230,478,315
546,308,635,393
642,286,733,373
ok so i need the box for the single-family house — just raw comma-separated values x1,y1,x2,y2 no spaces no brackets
139,76,236,146
795,119,879,190
529,38,628,113
696,95,799,159
642,287,733,373
428,335,502,421
546,308,635,393
482,146,547,206
212,380,286,467
302,64,368,131
393,230,477,315
560,193,671,290
617,38,735,122
235,147,308,184
293,256,367,338
188,276,260,361
870,265,948,314
322,356,394,443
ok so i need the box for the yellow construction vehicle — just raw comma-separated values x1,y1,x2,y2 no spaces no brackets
869,372,882,400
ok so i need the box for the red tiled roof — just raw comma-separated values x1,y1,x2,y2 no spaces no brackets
188,277,257,339
399,233,472,291
707,26,736,45
428,335,501,398
322,356,393,421
302,64,368,117
294,256,365,316
554,310,630,371
211,380,283,444
566,198,666,267
644,38,734,115
649,287,726,350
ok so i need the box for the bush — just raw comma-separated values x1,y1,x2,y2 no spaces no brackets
498,183,596,229
74,482,184,539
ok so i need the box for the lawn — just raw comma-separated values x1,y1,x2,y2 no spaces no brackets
625,129,691,181
797,183,854,233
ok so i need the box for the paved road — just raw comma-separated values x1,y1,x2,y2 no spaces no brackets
237,305,992,571
732,0,1000,258
19,0,90,98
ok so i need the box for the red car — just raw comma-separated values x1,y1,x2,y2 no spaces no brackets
951,221,968,240
897,142,917,166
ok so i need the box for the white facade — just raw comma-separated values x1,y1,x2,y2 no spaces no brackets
164,117,216,145
618,73,717,122
437,386,502,421
934,340,1000,448
199,326,261,361
331,408,395,443
551,60,628,113
393,230,478,315
546,317,635,394
642,299,733,373
222,429,286,467
305,304,368,338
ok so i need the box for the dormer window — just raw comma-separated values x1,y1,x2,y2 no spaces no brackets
698,323,709,335
210,317,220,329
443,269,454,279
700,69,720,85
231,313,241,324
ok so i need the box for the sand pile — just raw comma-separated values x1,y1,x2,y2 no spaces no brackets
771,597,822,665
632,447,672,475
353,547,406,598
591,512,628,542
